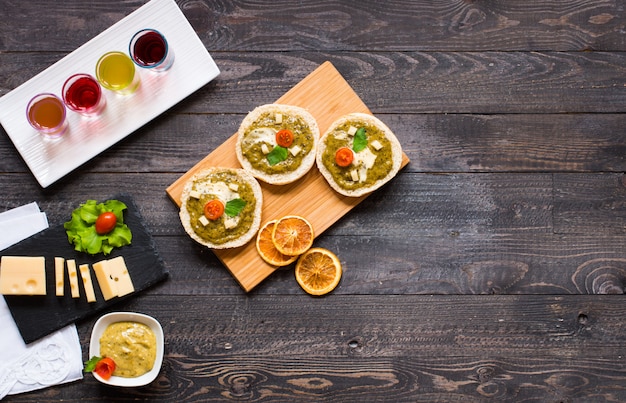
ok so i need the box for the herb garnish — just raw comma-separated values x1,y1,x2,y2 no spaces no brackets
352,127,367,152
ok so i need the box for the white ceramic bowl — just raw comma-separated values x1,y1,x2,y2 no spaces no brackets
89,312,164,387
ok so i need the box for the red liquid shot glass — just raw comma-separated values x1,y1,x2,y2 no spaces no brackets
62,74,106,117
129,28,174,72
26,93,68,139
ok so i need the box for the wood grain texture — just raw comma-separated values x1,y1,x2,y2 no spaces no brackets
7,295,626,402
2,0,626,400
1,0,625,52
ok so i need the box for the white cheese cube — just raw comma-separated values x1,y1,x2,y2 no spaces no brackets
289,145,302,156
224,216,238,229
371,140,383,151
350,170,359,182
199,215,210,226
228,183,239,192
275,113,283,123
189,190,202,199
347,126,358,135
261,144,270,154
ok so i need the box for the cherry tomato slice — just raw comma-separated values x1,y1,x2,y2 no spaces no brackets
95,212,117,235
94,357,116,380
334,147,354,167
204,199,225,220
275,129,294,148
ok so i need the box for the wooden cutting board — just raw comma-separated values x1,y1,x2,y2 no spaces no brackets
166,61,409,292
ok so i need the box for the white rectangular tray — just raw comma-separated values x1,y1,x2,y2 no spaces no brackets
0,0,220,188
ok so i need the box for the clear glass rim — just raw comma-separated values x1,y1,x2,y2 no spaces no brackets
129,28,169,69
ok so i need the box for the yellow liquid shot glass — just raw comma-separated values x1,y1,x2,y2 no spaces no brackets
96,51,140,95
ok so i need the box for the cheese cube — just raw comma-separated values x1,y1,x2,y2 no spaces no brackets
199,215,210,226
78,264,97,303
189,190,202,199
93,260,117,301
289,145,301,156
93,256,134,300
275,113,282,123
350,170,359,182
0,256,46,295
55,257,65,296
261,144,270,154
66,259,80,298
107,256,134,297
371,140,383,151
228,183,239,192
347,126,357,135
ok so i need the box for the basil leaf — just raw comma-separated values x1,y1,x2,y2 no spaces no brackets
225,198,247,217
84,356,102,372
352,127,367,152
267,146,288,165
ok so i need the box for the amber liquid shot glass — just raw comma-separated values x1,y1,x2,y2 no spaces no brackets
26,93,68,139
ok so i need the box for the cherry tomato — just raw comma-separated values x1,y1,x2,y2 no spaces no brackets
275,129,294,148
204,199,225,220
334,147,354,167
94,357,116,380
95,212,117,235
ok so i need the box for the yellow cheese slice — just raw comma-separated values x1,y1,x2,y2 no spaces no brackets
0,256,46,295
93,256,134,300
107,256,134,297
93,260,117,301
66,259,80,299
78,264,97,303
54,257,65,296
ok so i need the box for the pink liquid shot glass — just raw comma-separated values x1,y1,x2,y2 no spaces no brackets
26,93,68,139
62,74,106,117
129,28,174,72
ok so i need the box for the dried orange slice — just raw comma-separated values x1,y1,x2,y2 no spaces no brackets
295,247,342,295
271,215,314,256
256,220,299,267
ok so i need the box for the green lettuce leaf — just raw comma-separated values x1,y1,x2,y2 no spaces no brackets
64,199,132,255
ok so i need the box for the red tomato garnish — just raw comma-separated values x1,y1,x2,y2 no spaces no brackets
204,199,225,220
275,129,294,148
334,147,354,167
94,357,116,380
95,212,117,235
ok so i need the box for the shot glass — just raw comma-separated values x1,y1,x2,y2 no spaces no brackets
62,74,106,117
26,93,68,139
129,28,174,72
95,51,141,95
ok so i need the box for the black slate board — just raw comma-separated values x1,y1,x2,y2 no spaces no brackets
2,194,169,344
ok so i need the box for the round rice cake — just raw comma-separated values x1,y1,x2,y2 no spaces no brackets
179,167,263,249
235,104,319,185
316,113,403,197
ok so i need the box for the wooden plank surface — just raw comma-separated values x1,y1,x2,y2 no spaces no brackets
167,61,409,291
3,0,626,401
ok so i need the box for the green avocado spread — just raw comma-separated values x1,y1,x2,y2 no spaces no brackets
241,112,314,174
185,171,256,245
321,121,394,191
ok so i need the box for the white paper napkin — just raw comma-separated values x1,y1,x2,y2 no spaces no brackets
0,203,83,398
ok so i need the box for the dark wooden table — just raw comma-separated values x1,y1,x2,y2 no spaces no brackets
2,1,626,401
